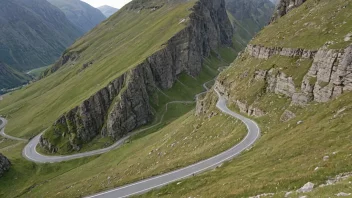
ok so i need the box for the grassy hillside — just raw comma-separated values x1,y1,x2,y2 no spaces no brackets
133,0,352,197
252,0,352,49
0,0,197,139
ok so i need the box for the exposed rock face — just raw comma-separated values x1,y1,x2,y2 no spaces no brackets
236,100,266,117
246,44,317,59
246,45,352,105
297,182,314,193
208,44,352,117
0,154,11,177
271,0,306,22
40,0,234,153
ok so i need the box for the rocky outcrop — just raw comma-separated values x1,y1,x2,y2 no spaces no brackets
236,100,266,117
246,45,352,105
271,0,306,22
296,46,352,103
246,44,317,59
267,70,296,98
208,44,352,118
40,0,234,153
0,153,11,177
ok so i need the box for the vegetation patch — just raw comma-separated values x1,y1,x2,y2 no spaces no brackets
252,0,352,49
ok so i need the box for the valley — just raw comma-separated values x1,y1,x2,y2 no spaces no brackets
1,0,351,197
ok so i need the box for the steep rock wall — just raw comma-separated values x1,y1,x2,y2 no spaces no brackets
40,0,234,153
247,45,352,105
201,44,352,117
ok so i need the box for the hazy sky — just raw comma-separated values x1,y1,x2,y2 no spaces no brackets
81,0,132,9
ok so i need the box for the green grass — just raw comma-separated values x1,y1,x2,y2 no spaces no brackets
252,0,352,49
0,0,197,139
0,137,17,150
139,89,352,198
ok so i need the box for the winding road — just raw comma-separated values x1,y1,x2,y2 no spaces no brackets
86,90,260,198
0,84,261,198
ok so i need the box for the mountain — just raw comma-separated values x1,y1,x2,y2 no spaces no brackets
0,0,233,154
98,5,119,18
47,0,106,33
0,0,82,72
0,63,31,92
226,0,275,50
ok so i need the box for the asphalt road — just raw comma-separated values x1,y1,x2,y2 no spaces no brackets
0,118,27,141
86,89,261,198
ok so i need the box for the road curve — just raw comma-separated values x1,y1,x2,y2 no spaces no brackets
0,118,27,142
86,89,261,198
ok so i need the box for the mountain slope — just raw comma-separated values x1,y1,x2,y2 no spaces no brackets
0,0,82,71
0,0,233,155
139,0,352,197
226,0,275,50
98,5,119,18
48,0,106,33
0,63,31,92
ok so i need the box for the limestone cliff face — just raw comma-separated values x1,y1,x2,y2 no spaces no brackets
0,154,11,177
246,45,352,105
40,0,233,153
205,44,352,117
271,0,306,22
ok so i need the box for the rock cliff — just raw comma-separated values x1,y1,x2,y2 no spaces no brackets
204,44,352,117
271,0,306,22
0,154,11,177
40,0,234,153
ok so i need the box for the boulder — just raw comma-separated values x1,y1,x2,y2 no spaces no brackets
0,153,11,177
297,182,314,193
